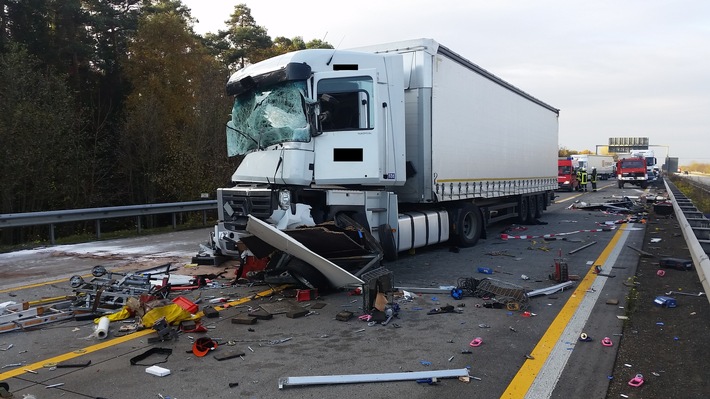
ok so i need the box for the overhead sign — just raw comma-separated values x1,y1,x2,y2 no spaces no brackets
608,137,649,153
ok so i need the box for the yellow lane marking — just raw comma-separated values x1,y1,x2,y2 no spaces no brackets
553,182,615,203
0,276,86,294
501,224,627,398
0,286,285,381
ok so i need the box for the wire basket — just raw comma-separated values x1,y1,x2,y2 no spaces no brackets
474,277,529,311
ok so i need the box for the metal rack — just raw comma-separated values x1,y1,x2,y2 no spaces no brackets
474,277,529,310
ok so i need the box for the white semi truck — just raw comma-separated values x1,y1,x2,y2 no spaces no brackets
208,38,559,288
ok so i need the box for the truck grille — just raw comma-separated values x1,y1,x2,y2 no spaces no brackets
219,187,274,223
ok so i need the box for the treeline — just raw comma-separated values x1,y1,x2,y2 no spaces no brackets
0,1,331,243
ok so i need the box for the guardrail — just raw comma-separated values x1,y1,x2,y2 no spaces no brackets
0,200,218,245
664,179,710,306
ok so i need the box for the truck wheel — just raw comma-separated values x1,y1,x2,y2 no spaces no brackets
453,204,482,247
378,224,398,262
527,195,538,221
517,196,530,224
287,258,332,292
534,194,544,219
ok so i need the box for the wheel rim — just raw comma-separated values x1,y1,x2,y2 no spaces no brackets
463,212,477,239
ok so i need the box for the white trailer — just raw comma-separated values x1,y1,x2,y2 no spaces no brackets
209,39,559,288
572,154,615,179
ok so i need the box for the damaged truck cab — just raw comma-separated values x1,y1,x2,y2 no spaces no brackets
210,39,559,288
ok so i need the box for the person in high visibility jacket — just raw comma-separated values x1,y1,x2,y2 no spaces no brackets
576,169,582,191
590,167,598,191
579,168,588,191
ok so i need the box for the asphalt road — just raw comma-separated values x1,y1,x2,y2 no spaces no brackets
0,181,658,399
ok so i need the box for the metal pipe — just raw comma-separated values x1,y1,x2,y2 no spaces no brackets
278,368,470,389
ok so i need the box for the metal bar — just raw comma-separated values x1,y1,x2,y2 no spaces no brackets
568,241,597,254
172,213,177,229
278,368,470,389
526,281,576,298
49,224,55,245
95,219,101,240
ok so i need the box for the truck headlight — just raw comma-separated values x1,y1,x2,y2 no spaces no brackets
278,189,291,210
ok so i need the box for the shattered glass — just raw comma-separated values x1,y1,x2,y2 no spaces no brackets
227,81,310,156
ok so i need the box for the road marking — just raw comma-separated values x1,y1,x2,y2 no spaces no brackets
0,286,285,381
501,224,630,399
0,276,88,294
553,182,615,203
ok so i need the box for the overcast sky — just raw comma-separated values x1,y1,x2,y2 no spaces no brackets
182,0,709,165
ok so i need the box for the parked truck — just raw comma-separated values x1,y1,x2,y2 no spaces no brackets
571,154,615,180
616,157,648,189
207,38,559,288
558,158,579,191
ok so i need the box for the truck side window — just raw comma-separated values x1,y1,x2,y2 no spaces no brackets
317,77,373,131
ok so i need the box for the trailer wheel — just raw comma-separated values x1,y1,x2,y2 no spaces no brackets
534,194,544,219
378,224,398,262
517,196,530,224
454,204,482,247
287,258,332,292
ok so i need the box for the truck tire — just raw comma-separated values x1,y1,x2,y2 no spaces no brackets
287,258,332,292
378,224,398,262
453,204,482,247
517,196,530,224
533,194,544,219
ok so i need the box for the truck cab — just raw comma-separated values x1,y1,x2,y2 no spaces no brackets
558,158,579,191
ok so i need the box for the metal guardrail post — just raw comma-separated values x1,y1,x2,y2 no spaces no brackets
96,220,101,240
49,224,55,245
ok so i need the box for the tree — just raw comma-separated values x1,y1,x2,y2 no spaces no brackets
217,4,272,70
0,45,85,216
120,3,233,204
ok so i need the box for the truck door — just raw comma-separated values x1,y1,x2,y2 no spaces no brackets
313,72,380,185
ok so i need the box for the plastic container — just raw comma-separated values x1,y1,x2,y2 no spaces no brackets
477,267,493,274
172,296,198,314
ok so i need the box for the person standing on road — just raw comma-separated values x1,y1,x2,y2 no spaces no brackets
590,167,598,191
580,168,588,192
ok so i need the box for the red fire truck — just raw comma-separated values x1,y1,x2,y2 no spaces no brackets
558,158,579,191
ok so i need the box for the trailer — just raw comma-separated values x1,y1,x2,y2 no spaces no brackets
208,38,559,289
572,154,615,180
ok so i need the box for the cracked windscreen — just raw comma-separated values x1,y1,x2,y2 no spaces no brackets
226,80,310,156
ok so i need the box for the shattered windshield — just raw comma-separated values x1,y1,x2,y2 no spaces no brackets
226,80,310,156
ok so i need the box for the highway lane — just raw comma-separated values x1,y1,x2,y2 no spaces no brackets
0,181,656,398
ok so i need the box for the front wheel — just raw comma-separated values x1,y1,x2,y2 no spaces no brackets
452,203,483,247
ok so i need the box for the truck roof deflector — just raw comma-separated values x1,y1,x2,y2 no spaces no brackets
245,216,364,287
